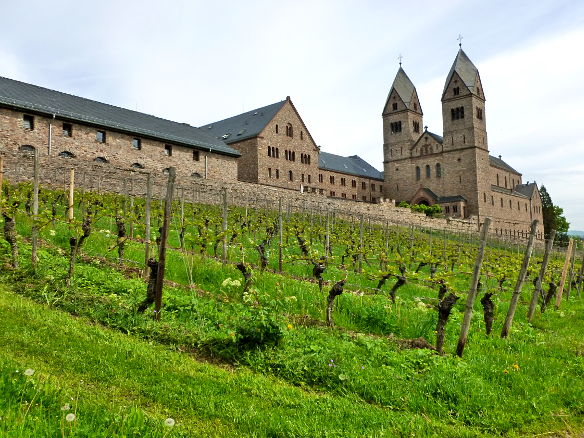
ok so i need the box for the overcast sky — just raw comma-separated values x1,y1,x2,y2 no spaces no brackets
1,0,583,230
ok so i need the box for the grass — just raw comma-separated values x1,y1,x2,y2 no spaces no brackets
0,285,487,437
0,238,583,436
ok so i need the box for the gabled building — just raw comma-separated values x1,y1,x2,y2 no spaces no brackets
201,97,384,202
0,76,240,180
383,49,544,238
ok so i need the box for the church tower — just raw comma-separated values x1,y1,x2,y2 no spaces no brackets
439,48,491,217
382,66,423,200
441,49,488,152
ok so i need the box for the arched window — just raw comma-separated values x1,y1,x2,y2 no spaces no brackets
415,166,421,181
275,124,279,134
131,163,144,169
435,163,441,178
286,123,293,137
19,145,36,155
288,170,293,181
425,165,431,178
58,151,76,159
94,156,108,163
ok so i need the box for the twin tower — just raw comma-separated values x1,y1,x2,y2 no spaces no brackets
382,49,491,218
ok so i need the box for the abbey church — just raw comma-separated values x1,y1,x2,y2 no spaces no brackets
0,47,543,238
382,49,543,238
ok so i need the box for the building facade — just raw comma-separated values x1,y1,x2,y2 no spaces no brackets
383,49,544,238
0,76,240,181
201,97,385,203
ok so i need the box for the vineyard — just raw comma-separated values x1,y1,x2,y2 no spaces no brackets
1,159,583,437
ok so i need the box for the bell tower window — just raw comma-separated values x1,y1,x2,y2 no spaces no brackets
390,121,402,133
451,106,465,120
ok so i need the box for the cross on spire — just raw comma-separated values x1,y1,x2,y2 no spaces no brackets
398,54,403,67
457,34,463,48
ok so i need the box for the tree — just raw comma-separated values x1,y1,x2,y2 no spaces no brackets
540,185,569,240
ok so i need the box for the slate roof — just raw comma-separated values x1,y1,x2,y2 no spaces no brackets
489,155,521,175
385,67,420,111
417,187,467,203
514,182,538,199
199,101,287,144
0,76,239,157
442,49,480,97
319,152,383,180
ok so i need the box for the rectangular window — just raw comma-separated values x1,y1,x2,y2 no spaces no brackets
307,175,311,183
96,130,106,143
342,193,346,198
22,114,34,130
476,107,483,120
319,189,324,195
361,182,366,189
330,191,335,197
392,102,398,111
330,175,335,184
268,168,272,178
62,123,72,137
276,169,280,179
341,177,346,186
362,196,367,201
453,205,458,213
380,185,383,192
451,106,465,120
445,206,450,213
132,138,142,150
164,144,172,156
352,194,357,200
453,87,460,95
352,180,357,188
371,184,376,191
318,174,323,183
193,150,200,161
413,121,420,133
390,121,402,133
301,173,305,183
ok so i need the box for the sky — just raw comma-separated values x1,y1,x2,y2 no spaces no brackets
1,0,583,230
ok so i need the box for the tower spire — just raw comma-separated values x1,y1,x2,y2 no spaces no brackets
398,54,403,67
457,34,463,48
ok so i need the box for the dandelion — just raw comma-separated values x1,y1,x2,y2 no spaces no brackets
61,404,71,411
287,324,294,330
65,413,76,422
512,363,520,371
24,368,35,376
503,369,509,374
164,418,175,427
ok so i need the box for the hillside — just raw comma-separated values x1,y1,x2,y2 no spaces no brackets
0,180,583,436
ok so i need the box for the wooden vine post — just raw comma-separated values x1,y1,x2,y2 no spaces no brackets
278,198,283,272
358,213,364,273
68,169,75,221
0,155,4,208
154,167,176,321
325,208,330,260
527,229,555,322
566,245,576,300
143,173,152,279
456,217,491,358
555,238,574,309
501,219,538,338
221,187,228,264
31,148,40,268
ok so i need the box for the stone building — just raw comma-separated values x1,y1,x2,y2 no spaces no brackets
0,76,240,181
201,97,384,202
382,49,544,238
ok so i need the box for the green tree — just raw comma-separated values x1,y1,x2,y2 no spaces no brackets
540,185,569,240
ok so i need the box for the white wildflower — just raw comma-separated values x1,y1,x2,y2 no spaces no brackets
24,368,35,376
164,418,175,427
65,413,76,422
61,404,71,411
49,229,56,236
